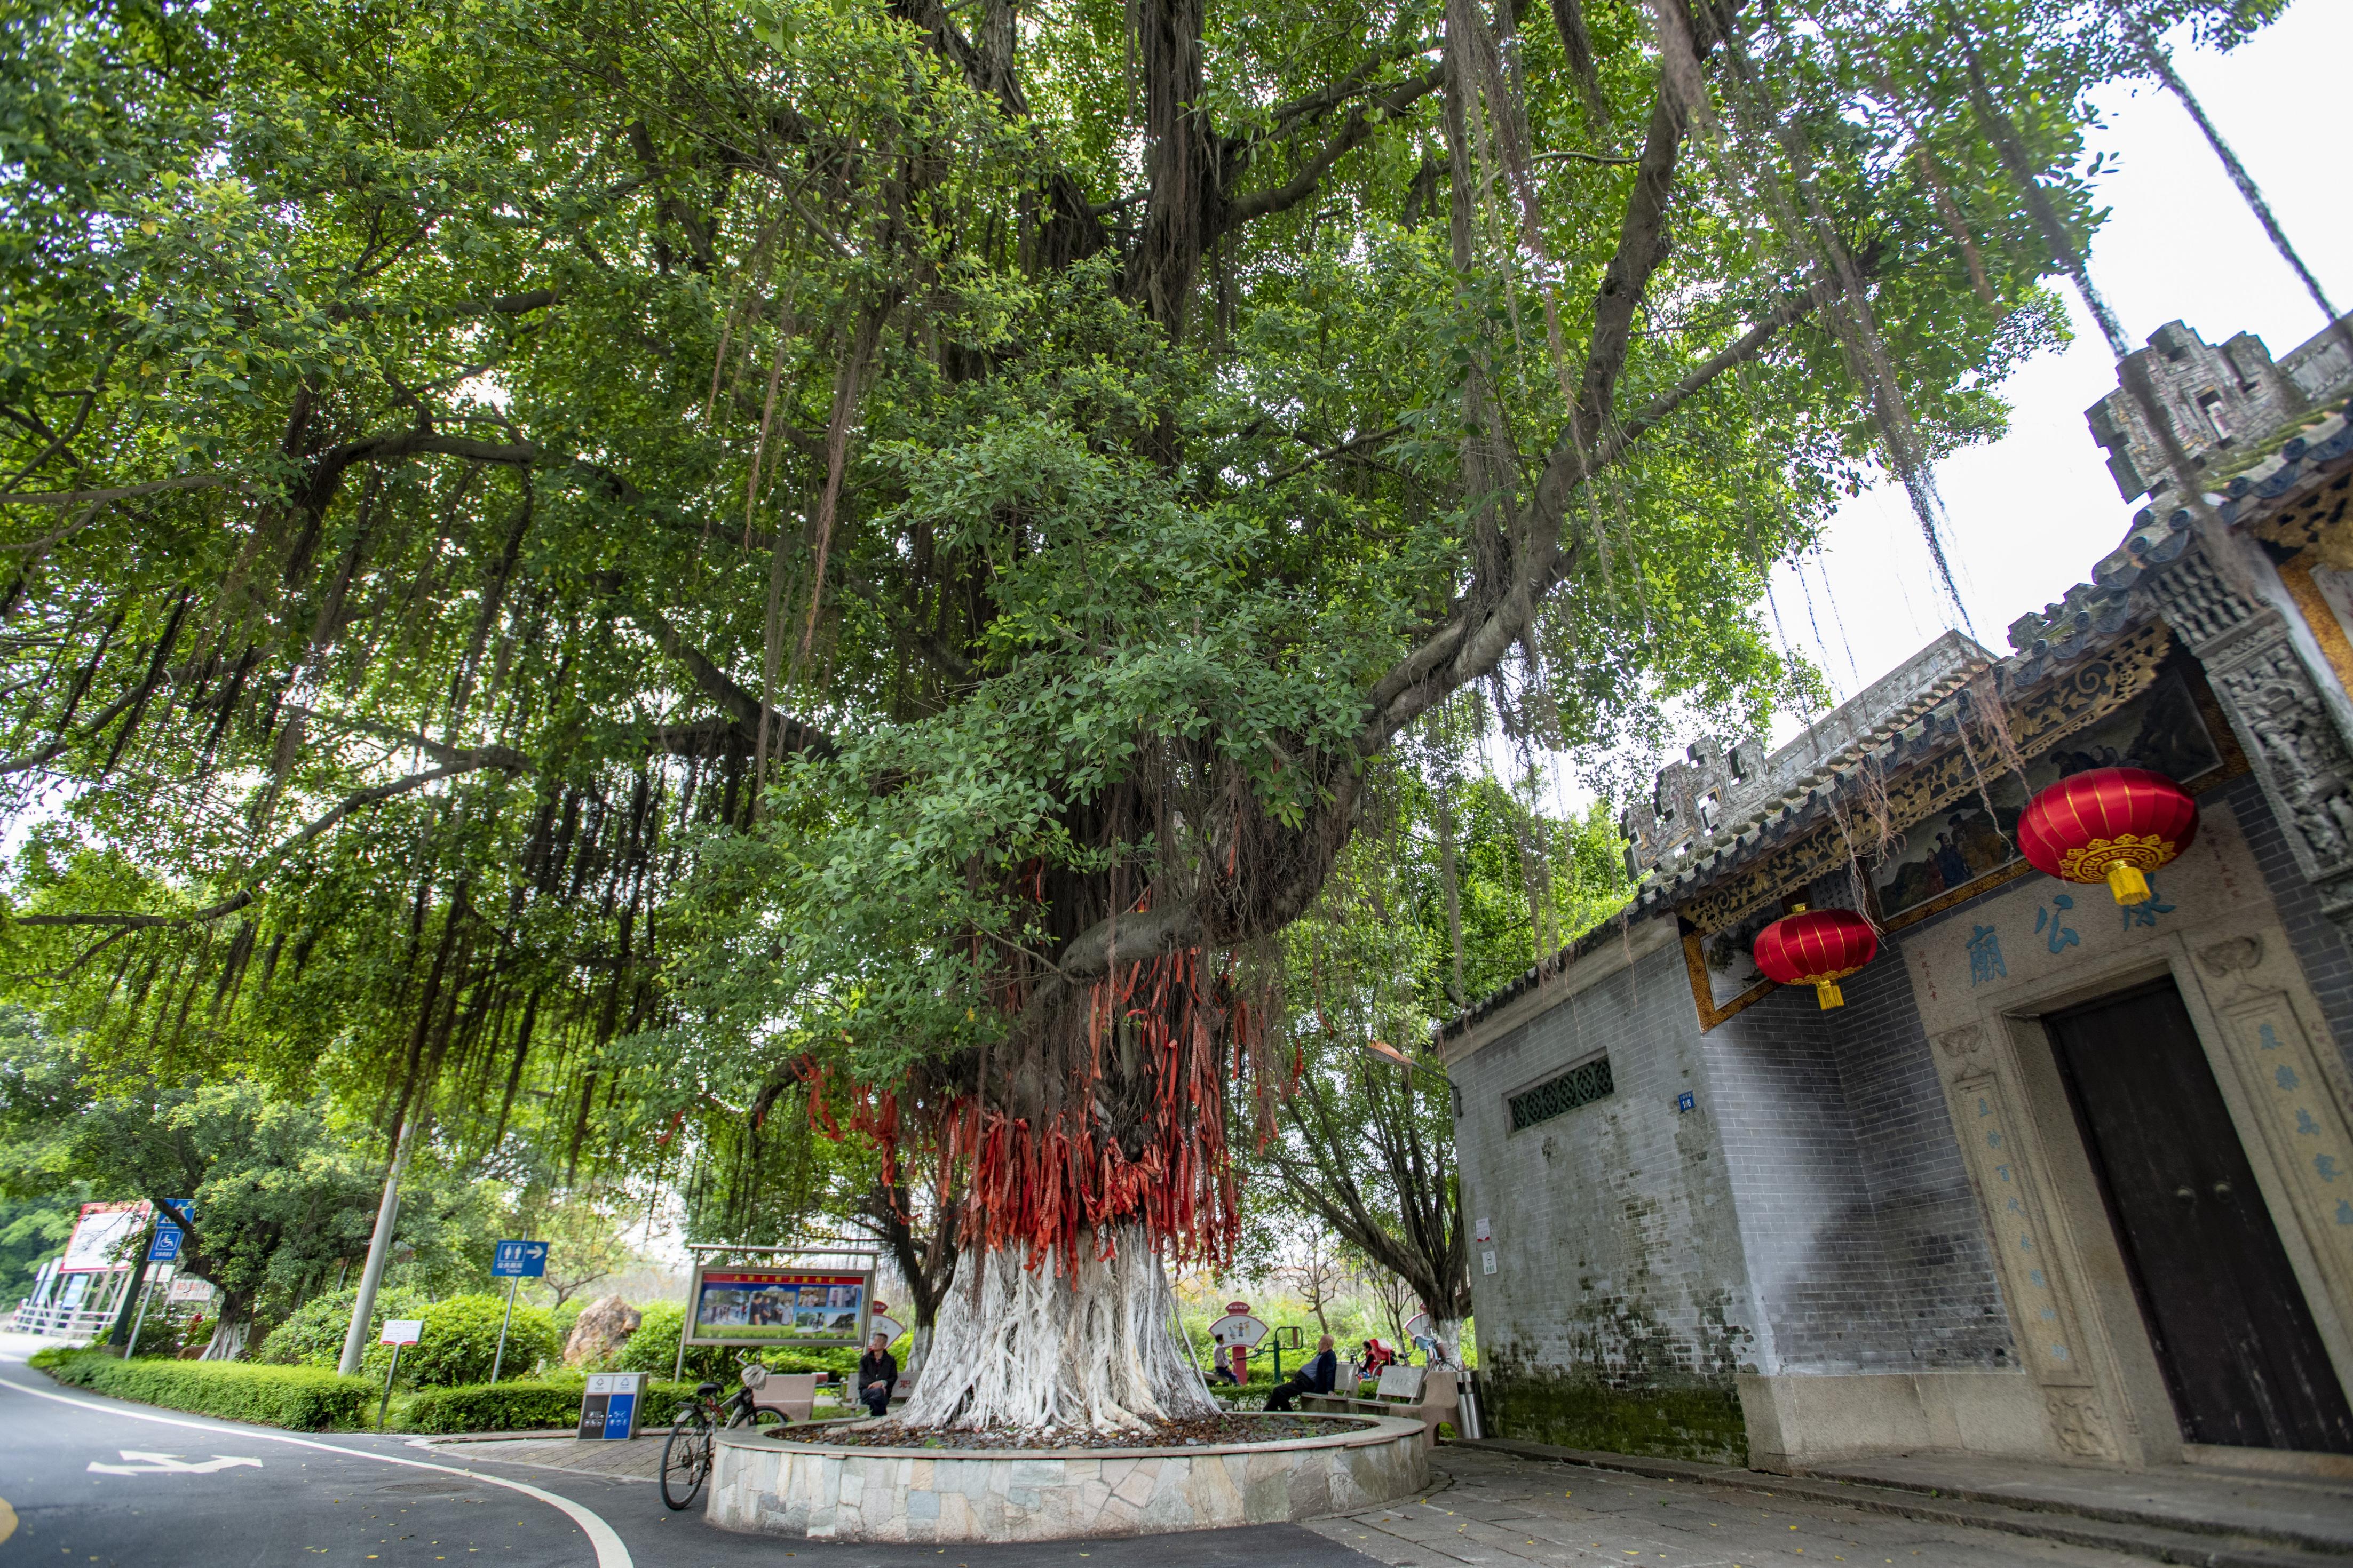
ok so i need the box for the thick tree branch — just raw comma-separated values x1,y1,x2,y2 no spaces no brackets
1227,68,1445,228
0,475,234,508
625,600,839,761
13,758,523,932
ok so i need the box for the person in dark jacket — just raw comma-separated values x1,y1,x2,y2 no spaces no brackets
857,1332,898,1419
1263,1334,1337,1412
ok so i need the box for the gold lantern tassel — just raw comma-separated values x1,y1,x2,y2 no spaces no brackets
1814,978,1845,1009
2105,862,2150,906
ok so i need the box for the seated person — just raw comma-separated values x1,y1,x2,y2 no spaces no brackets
1263,1334,1337,1412
857,1331,898,1419
1361,1337,1398,1378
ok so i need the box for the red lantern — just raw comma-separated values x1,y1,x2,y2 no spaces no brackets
2017,766,2198,906
1754,904,1880,1010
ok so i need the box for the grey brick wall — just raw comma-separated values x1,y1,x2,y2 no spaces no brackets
1701,934,2013,1378
1451,934,1757,1391
2219,771,2353,1075
1453,905,2014,1394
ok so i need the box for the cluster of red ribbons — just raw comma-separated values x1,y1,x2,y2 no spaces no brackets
799,944,1255,1273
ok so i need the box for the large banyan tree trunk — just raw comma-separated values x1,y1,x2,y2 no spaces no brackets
807,911,1282,1435
900,1222,1215,1432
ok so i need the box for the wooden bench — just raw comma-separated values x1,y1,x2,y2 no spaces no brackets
1300,1364,1459,1447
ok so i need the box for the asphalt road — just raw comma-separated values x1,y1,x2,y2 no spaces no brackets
0,1359,1381,1568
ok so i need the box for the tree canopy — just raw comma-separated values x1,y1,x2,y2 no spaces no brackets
0,0,2300,1423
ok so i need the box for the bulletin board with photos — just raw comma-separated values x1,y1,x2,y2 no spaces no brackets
686,1265,874,1347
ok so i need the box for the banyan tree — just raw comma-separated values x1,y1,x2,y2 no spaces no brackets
1,0,2295,1429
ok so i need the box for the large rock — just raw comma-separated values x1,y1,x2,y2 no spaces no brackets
564,1296,642,1367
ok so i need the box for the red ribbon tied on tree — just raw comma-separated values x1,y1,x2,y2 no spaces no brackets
2017,766,2198,907
1753,903,1880,1010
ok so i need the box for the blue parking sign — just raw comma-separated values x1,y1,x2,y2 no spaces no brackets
492,1239,548,1278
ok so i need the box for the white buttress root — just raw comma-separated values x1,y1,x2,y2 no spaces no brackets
899,1224,1218,1434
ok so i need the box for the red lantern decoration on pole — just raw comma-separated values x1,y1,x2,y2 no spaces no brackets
1753,904,1880,1010
2017,766,2199,906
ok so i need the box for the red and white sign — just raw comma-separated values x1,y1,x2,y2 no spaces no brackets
379,1319,424,1346
60,1201,151,1272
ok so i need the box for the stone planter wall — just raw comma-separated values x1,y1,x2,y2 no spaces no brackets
706,1414,1429,1542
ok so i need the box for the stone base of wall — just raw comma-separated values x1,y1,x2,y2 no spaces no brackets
1737,1371,2052,1471
705,1415,1429,1541
1485,1370,1747,1466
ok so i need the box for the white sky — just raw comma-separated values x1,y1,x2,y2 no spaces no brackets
1769,0,2352,732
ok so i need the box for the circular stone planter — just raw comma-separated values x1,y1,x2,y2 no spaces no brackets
705,1413,1429,1542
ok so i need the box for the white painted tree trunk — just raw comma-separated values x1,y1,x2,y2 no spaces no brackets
905,1323,933,1383
899,1224,1217,1435
1428,1316,1465,1370
200,1316,249,1361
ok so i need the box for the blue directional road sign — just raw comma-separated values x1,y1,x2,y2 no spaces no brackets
147,1199,195,1263
492,1239,549,1278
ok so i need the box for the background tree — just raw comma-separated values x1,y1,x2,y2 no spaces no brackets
522,1195,644,1310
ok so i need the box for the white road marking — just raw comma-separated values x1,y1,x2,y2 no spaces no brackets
88,1450,265,1474
0,1374,631,1568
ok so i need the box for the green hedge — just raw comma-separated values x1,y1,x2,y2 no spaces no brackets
401,1294,564,1388
402,1378,701,1434
254,1285,428,1378
41,1350,374,1430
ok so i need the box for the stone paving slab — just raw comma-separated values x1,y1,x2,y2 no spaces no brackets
1800,1453,2353,1551
1471,1439,2353,1564
1308,1445,2333,1568
416,1433,665,1482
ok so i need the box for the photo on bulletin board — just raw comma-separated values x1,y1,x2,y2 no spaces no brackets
685,1267,872,1346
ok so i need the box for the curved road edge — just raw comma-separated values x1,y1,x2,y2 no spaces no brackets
0,1368,632,1568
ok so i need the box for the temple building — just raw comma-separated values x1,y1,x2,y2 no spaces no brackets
1443,315,2353,1475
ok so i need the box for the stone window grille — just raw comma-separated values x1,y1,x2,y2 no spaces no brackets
1507,1053,1614,1132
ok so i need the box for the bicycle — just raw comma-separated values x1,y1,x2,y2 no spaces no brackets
659,1354,793,1511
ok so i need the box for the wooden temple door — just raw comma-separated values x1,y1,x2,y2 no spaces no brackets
2047,978,2353,1453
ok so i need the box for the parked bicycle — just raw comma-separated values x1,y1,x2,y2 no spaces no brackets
659,1354,794,1510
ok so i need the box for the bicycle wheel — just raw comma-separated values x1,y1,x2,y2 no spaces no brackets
659,1410,715,1511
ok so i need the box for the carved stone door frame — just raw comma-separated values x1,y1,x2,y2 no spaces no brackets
1931,926,2353,1467
1907,798,2353,1466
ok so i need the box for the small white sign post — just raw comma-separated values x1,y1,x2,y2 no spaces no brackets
378,1318,423,1429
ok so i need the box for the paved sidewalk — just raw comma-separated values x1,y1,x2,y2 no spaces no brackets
417,1431,666,1482
1807,1452,2353,1555
1308,1444,2338,1568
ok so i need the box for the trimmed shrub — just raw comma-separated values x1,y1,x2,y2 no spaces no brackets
402,1377,703,1434
401,1293,562,1389
402,1379,581,1434
256,1286,429,1374
42,1350,373,1430
612,1301,726,1380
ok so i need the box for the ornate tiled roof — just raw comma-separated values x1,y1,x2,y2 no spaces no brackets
1436,339,2352,1047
